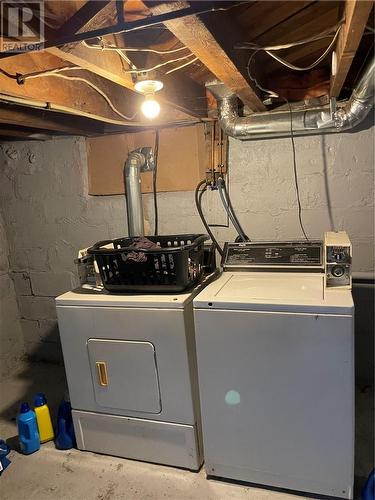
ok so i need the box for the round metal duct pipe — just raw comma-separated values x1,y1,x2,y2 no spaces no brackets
207,57,374,140
124,147,155,236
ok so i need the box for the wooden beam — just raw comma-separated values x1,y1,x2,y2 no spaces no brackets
330,0,373,97
144,1,266,112
0,104,104,135
256,2,342,47
46,44,135,88
47,46,207,117
236,1,314,41
0,126,50,140
0,51,141,126
0,51,204,134
41,2,207,117
52,1,112,37
45,1,134,89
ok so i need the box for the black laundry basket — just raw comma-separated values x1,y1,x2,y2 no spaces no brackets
87,234,209,293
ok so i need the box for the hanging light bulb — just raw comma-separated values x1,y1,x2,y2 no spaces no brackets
134,78,163,120
141,94,161,119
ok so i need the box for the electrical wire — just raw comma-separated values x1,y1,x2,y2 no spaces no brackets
264,27,341,72
5,65,83,84
241,22,342,73
153,129,160,236
195,180,223,256
165,56,198,75
246,55,309,240
236,22,343,51
85,40,198,75
19,65,83,81
0,67,19,80
82,47,196,74
287,100,309,240
19,53,196,83
118,53,197,74
21,72,137,121
83,39,190,55
247,50,280,98
115,48,137,70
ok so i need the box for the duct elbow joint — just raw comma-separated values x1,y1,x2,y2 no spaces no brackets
333,98,373,131
217,95,242,138
125,152,144,174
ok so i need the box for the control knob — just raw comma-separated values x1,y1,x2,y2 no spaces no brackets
331,265,345,278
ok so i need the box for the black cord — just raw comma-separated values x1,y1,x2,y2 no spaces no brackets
287,101,309,240
195,180,223,256
246,50,278,98
246,52,309,240
219,177,250,241
153,129,159,236
0,68,21,82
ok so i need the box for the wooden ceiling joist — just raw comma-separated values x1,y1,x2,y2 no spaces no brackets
0,52,140,126
330,0,373,97
0,0,371,136
145,1,266,112
0,104,104,136
48,41,207,118
0,126,50,140
41,2,207,117
236,1,314,41
51,1,113,38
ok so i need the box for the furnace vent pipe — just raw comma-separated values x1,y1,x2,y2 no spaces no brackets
124,147,154,236
207,57,374,140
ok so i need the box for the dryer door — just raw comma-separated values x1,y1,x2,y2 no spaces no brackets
87,339,161,413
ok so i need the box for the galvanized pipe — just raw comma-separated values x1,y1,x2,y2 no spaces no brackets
124,152,146,237
207,57,375,140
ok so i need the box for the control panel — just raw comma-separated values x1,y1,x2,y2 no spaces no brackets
324,231,352,288
222,241,323,271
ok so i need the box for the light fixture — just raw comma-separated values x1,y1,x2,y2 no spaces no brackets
141,95,161,119
331,51,337,77
134,78,163,120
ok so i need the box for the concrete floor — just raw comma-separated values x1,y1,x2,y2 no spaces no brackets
0,362,373,500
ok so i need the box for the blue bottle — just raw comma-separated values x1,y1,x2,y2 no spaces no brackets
0,440,11,474
16,402,40,454
55,399,76,450
362,468,375,500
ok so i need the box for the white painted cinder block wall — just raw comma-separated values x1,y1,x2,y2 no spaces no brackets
0,211,25,375
0,123,373,361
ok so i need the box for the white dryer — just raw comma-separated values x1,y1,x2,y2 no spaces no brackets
56,276,214,470
193,234,354,498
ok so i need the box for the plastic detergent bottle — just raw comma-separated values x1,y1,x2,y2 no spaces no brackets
362,468,375,500
55,394,76,450
17,402,40,454
34,393,54,443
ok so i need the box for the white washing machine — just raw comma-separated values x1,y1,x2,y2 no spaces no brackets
193,234,354,498
56,275,215,470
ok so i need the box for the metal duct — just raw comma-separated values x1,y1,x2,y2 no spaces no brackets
207,57,375,140
124,147,154,236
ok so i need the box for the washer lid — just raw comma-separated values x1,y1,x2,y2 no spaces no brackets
56,272,218,309
193,272,353,314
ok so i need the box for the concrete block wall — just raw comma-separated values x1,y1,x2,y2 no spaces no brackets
0,123,373,364
0,211,25,377
0,138,129,361
224,131,374,270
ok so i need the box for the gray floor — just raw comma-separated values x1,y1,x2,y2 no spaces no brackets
0,362,373,500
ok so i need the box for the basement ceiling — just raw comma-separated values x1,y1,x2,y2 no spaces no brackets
0,0,373,139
